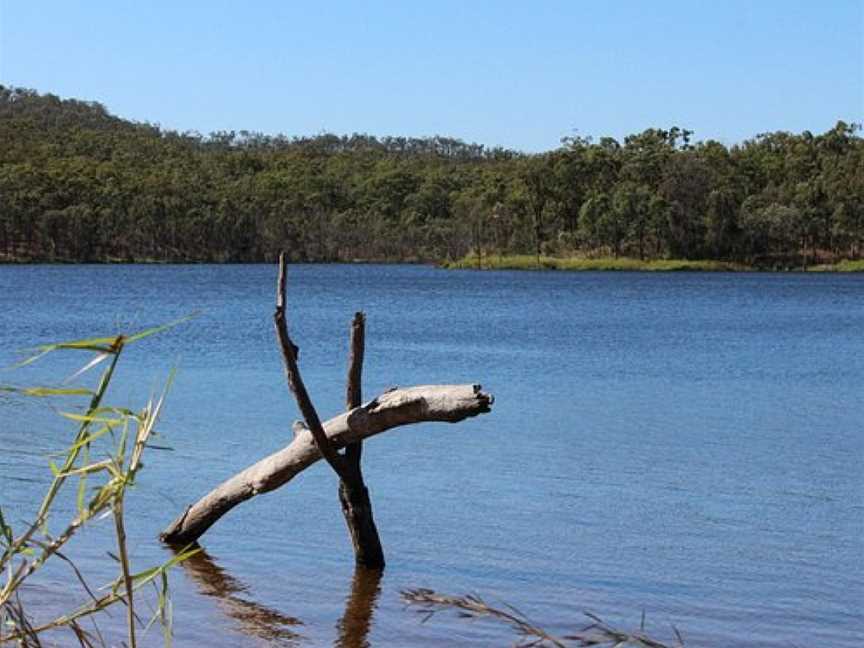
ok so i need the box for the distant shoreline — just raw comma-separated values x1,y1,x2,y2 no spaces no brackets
2,253,863,272
442,254,864,273
3,88,862,280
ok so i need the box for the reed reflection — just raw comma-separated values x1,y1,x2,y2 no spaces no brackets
175,544,303,646
334,566,383,648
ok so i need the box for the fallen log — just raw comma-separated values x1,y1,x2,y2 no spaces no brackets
160,384,492,545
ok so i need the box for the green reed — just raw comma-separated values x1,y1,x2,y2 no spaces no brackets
0,320,198,648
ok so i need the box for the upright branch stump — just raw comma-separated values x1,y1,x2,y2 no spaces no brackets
338,312,385,568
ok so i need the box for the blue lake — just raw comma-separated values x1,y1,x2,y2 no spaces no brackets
1,265,862,646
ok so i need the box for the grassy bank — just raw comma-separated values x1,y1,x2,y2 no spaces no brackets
808,259,864,272
443,254,864,272
443,254,747,271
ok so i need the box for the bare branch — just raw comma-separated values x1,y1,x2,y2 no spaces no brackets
273,252,346,478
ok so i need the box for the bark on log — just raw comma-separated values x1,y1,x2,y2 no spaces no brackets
160,384,492,545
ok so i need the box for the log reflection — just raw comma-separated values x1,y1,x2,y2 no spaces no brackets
334,566,383,648
176,545,303,646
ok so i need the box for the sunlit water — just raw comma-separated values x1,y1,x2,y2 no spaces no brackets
1,265,861,647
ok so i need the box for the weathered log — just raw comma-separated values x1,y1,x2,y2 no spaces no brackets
160,384,493,545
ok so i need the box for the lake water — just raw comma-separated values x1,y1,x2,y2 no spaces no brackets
0,264,862,647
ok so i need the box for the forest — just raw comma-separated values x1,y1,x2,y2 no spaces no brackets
1,85,862,267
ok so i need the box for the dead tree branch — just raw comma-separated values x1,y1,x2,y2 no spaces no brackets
161,384,492,545
273,252,346,478
160,254,493,554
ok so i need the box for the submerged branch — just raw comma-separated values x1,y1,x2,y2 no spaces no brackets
401,589,682,648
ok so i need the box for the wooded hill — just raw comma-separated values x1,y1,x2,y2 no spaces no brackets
1,86,861,266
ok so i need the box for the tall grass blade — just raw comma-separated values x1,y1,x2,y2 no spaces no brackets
123,313,197,345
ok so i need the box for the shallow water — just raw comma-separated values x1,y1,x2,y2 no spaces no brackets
1,265,862,646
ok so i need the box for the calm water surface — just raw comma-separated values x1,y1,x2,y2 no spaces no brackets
0,265,861,647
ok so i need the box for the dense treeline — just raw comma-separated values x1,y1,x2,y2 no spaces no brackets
1,85,861,266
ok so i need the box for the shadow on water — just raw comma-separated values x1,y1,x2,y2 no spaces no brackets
334,566,383,648
174,545,384,647
176,545,304,646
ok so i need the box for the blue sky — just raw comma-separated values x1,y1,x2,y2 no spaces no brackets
1,0,861,151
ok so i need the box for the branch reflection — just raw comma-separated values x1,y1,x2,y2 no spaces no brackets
176,544,303,646
334,566,383,648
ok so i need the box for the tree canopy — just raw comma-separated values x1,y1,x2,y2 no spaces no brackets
1,86,861,266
